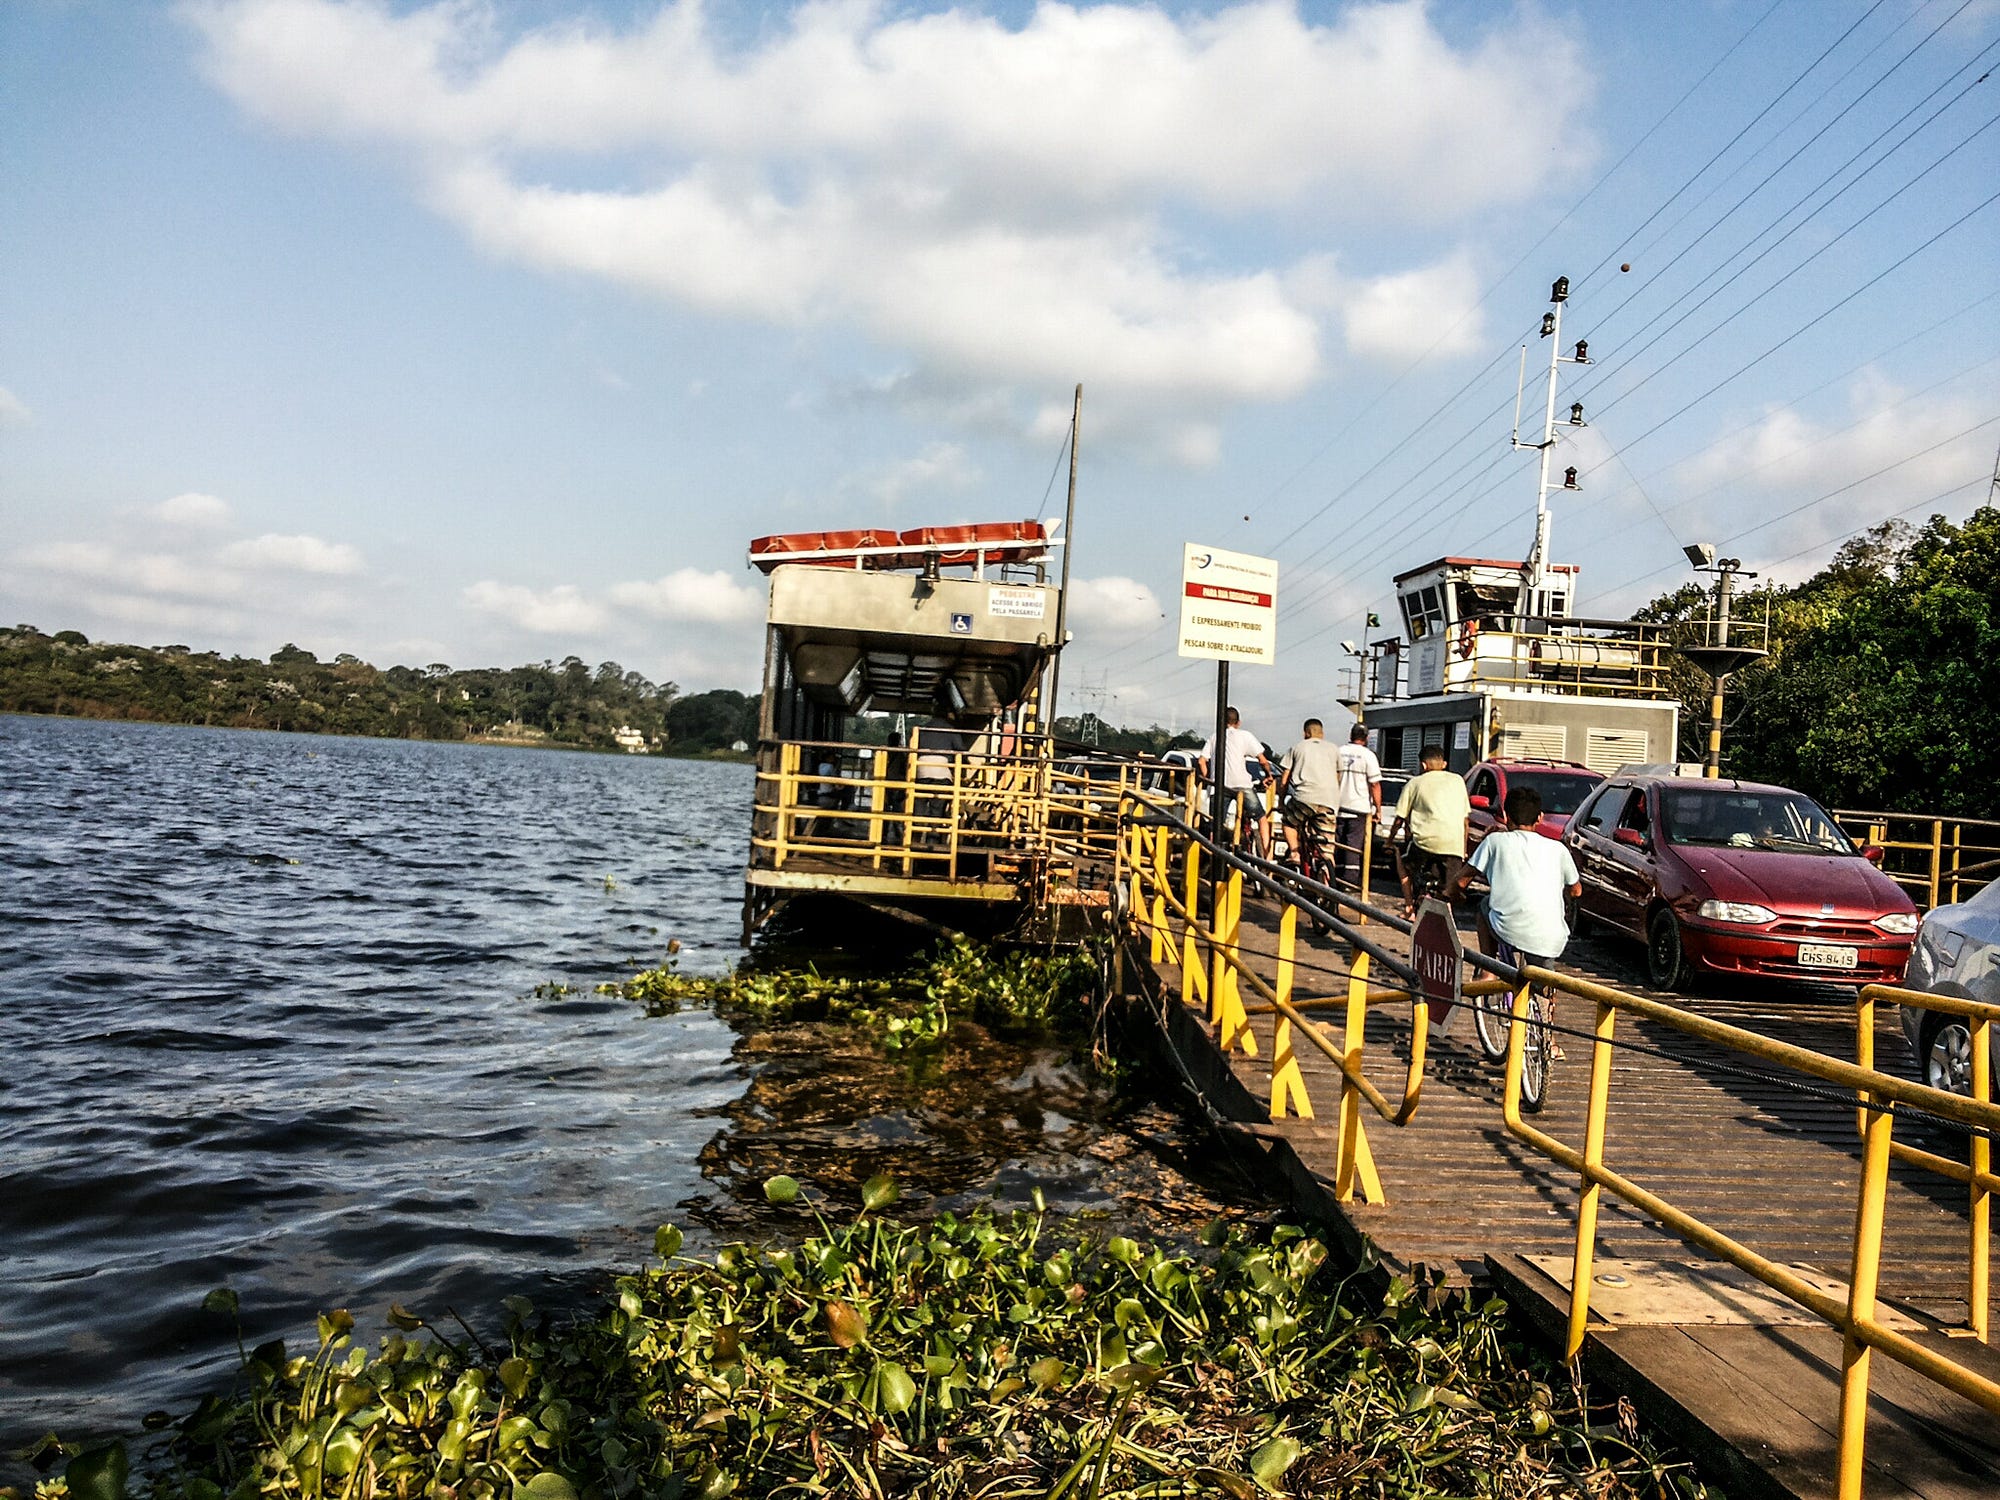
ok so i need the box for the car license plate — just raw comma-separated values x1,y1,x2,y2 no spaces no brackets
1798,943,1859,969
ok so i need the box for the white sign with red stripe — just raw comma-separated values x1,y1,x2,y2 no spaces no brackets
1177,543,1279,664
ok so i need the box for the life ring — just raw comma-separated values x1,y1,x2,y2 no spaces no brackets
1456,619,1481,660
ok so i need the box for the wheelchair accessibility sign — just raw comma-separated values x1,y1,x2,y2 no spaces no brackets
950,612,973,634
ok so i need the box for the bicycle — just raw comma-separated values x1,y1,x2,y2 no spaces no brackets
1470,931,1557,1113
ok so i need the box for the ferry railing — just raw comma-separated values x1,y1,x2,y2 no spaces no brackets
1115,795,2000,1500
1834,809,2000,909
1375,617,1675,702
1855,983,1995,1345
749,740,1194,887
751,739,1054,884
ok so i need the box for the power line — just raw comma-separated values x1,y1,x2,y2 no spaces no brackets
1586,8,1998,371
1232,0,1796,544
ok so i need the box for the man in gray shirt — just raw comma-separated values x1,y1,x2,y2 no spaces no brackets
1277,718,1341,874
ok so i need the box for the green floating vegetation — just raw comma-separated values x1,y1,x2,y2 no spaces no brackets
595,937,1100,1051
39,1199,1713,1500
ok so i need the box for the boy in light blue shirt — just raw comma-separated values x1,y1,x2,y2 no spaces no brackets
1456,784,1581,965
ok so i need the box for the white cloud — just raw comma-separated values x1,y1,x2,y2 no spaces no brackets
607,567,763,624
19,540,223,601
0,386,30,428
184,0,1588,436
1329,252,1488,362
219,532,365,574
1064,575,1164,635
7,506,376,650
154,491,234,529
1668,375,1995,554
462,579,611,635
843,441,978,508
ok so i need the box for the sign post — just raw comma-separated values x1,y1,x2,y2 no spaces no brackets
1409,897,1462,1032
1176,544,1279,866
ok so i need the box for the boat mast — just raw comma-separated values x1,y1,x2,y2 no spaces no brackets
1510,276,1587,621
1045,383,1082,734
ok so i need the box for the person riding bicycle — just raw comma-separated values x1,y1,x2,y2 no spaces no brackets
1454,781,1581,1001
1390,744,1470,914
1277,717,1341,875
1197,706,1276,858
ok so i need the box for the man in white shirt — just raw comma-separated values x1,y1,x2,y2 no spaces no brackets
1277,718,1341,874
1197,706,1275,856
1456,784,1581,966
1331,723,1382,889
1390,744,1472,912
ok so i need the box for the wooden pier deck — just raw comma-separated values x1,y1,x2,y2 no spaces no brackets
1130,893,2000,1500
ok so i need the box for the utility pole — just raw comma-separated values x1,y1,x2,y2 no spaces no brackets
1678,544,1765,779
1045,384,1082,735
1511,276,1589,622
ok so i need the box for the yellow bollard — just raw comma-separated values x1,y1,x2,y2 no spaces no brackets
1181,838,1206,1011
1216,872,1258,1056
1269,905,1313,1120
1836,1096,1895,1500
1566,998,1619,1358
1333,951,1384,1203
1972,1013,1991,1344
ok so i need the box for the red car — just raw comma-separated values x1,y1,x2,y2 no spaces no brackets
1563,773,1917,990
1465,759,1605,848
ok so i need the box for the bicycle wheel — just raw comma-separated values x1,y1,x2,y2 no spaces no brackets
1518,989,1552,1113
1473,986,1513,1063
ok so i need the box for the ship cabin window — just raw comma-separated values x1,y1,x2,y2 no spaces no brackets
1402,584,1446,640
1453,579,1517,631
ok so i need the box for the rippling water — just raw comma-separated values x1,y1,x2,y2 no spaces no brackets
0,715,1264,1455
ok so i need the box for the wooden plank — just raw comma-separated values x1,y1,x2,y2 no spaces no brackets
1487,1254,1915,1500
1688,1324,2000,1500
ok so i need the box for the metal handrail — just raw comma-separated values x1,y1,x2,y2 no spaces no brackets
1834,809,2000,909
1114,797,2000,1500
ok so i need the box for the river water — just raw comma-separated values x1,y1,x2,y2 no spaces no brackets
0,716,1259,1453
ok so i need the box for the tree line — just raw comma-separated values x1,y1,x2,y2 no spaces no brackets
0,626,760,755
1633,504,1998,820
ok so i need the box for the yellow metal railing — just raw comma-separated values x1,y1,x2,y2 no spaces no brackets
1116,797,2000,1500
1856,983,1995,1345
750,739,1191,887
1835,809,2000,909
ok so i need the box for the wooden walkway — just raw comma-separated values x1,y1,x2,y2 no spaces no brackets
1132,895,1999,1500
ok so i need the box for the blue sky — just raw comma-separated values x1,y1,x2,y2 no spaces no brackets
3,0,1996,733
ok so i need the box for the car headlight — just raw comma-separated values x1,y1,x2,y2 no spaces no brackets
1697,899,1778,924
1873,912,1918,935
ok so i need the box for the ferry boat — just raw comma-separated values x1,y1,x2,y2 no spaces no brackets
1360,555,1678,776
739,520,1151,939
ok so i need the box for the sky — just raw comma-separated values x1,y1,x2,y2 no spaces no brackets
3,0,1997,734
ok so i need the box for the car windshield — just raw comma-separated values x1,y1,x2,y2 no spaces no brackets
1509,771,1600,817
1659,788,1856,854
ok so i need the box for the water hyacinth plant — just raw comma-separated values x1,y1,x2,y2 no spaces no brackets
67,1190,1713,1500
596,937,1100,1051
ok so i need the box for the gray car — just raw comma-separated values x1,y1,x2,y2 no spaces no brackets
1899,878,2000,1096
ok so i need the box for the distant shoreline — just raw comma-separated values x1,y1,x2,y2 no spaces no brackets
1,709,754,761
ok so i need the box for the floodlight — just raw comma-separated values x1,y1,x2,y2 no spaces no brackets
1340,639,1360,655
1683,542,1716,569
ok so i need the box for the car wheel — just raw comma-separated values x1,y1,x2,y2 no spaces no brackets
1647,907,1691,991
1923,1016,1974,1096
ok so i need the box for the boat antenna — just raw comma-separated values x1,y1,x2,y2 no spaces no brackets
1046,383,1082,736
1511,275,1589,619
